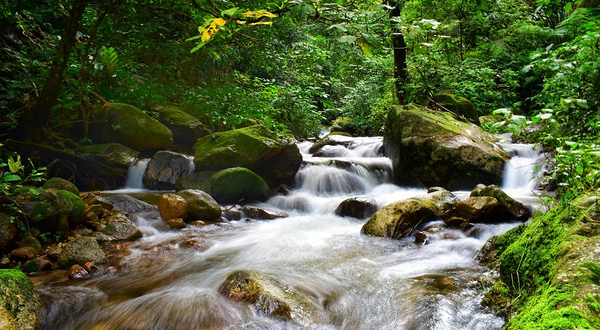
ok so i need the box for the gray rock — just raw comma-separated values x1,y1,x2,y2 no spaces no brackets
58,237,106,268
143,151,194,190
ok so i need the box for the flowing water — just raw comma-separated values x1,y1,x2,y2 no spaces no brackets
34,136,543,330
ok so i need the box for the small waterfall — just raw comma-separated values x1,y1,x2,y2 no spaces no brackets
125,158,150,189
501,143,545,191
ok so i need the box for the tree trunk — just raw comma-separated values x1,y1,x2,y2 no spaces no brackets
29,0,88,132
388,1,407,104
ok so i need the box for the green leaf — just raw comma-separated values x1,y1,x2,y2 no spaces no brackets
8,155,21,173
190,42,206,53
221,7,240,17
2,173,21,182
339,35,358,43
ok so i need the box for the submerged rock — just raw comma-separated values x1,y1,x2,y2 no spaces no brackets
384,104,509,190
335,197,378,219
143,151,194,190
210,167,270,203
194,125,301,186
219,270,317,324
90,103,173,151
177,189,221,221
58,237,106,268
361,189,457,239
0,269,43,330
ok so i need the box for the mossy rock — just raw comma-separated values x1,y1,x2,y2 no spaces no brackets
157,106,210,147
97,212,142,241
219,270,317,324
90,103,173,151
83,143,139,168
210,167,270,204
176,189,221,221
0,269,43,330
58,236,107,268
194,125,301,186
175,171,214,192
384,104,509,190
58,190,85,228
20,188,83,235
431,92,480,125
331,116,356,135
361,189,457,239
43,177,79,195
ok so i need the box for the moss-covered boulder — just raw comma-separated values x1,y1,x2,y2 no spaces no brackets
361,189,457,239
194,125,301,186
481,194,600,329
157,106,211,147
0,269,43,330
210,167,270,203
219,270,317,324
331,116,356,135
84,143,139,169
43,177,79,195
90,103,173,151
20,188,84,235
58,236,107,268
384,104,509,190
470,184,530,221
431,92,480,125
175,171,214,192
177,189,221,221
143,151,194,190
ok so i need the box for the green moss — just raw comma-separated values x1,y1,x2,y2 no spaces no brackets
58,190,84,225
210,167,269,203
0,268,42,330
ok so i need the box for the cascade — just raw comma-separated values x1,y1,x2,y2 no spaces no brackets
37,136,541,330
124,158,150,189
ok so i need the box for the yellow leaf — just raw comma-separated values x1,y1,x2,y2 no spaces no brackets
214,18,226,26
201,17,227,42
236,20,247,25
243,10,276,19
249,21,273,26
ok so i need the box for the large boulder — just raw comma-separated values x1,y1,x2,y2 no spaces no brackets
175,171,214,192
335,197,378,219
194,125,301,186
431,93,480,125
83,143,139,169
219,270,317,323
384,104,509,190
361,190,457,239
158,193,188,221
0,269,43,330
43,177,79,195
157,106,211,147
210,167,270,203
177,189,221,221
19,188,84,235
90,103,173,151
58,237,106,268
0,213,17,253
142,151,194,190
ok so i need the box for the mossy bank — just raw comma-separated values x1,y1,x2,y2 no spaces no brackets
482,194,600,329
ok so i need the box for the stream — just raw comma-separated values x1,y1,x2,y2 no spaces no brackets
33,136,543,330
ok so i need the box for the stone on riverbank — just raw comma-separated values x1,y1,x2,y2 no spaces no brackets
0,269,43,330
58,237,106,268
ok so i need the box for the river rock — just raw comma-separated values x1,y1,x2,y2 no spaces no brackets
143,151,194,190
0,269,43,330
0,213,17,252
430,92,480,125
309,135,353,155
219,270,317,323
104,194,157,213
17,235,42,255
158,193,188,221
361,190,457,239
157,105,211,147
469,184,530,220
335,197,378,219
240,206,289,220
21,257,53,273
58,237,107,268
84,143,139,169
96,212,142,241
83,195,114,211
90,103,173,151
175,171,214,192
9,246,37,261
165,218,186,229
67,264,90,280
43,177,79,195
194,125,302,186
210,167,270,203
20,188,84,235
177,189,221,221
384,104,509,190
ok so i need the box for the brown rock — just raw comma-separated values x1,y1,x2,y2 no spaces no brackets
240,206,289,220
10,246,37,261
165,218,187,229
68,264,90,280
158,193,188,221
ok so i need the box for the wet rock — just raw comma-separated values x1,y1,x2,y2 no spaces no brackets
58,237,106,268
219,270,317,323
21,257,53,273
104,194,157,213
20,188,84,235
143,151,194,190
210,167,270,203
83,143,139,169
90,103,173,151
0,269,43,330
68,264,90,280
158,193,188,221
361,190,457,240
10,246,37,261
165,218,186,229
334,197,378,219
194,125,301,186
189,220,207,227
414,231,428,245
223,209,243,221
0,213,17,252
43,177,79,195
157,105,211,147
430,92,480,125
309,135,353,155
469,184,531,221
83,195,114,211
240,206,289,220
384,104,509,190
98,212,143,241
175,171,214,192
177,189,221,221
